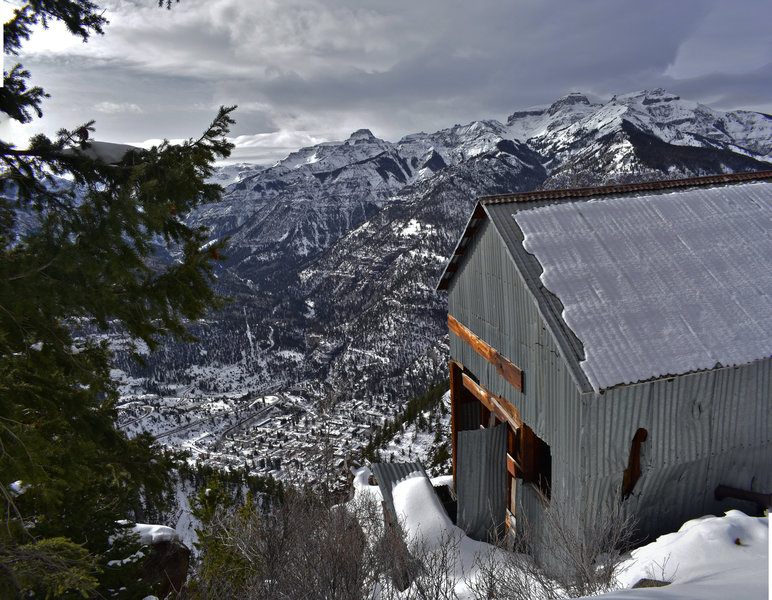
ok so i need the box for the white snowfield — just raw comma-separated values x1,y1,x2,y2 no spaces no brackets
351,467,769,599
607,510,769,600
515,181,772,392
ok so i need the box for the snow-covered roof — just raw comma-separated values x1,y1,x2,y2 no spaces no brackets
513,179,772,391
439,171,772,393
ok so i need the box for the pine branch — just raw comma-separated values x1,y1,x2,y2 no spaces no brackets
0,65,48,124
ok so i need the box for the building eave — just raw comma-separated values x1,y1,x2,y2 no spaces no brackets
437,202,487,291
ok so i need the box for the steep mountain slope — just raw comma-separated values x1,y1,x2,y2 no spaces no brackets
296,142,547,401
115,90,772,475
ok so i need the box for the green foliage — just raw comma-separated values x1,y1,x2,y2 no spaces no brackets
361,379,449,464
0,1,236,597
0,537,100,599
188,476,252,596
427,439,452,473
3,0,107,57
186,468,284,598
180,462,285,508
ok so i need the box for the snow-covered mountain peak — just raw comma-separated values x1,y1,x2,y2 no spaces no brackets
271,129,394,175
393,119,511,170
505,94,598,142
546,92,594,115
614,88,681,106
208,162,264,187
347,128,376,142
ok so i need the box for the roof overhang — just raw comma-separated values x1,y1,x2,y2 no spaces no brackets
437,203,487,291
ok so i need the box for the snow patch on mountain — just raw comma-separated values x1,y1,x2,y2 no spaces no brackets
117,89,772,486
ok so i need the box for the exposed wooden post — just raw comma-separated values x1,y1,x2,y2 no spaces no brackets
480,401,491,429
449,360,463,489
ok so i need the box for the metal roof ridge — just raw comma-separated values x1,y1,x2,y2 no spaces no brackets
478,170,772,205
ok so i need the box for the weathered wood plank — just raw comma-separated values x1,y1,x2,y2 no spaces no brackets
461,373,522,429
507,453,520,477
449,360,464,488
448,314,523,392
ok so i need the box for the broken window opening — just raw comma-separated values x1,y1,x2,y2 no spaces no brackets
513,423,552,500
622,427,648,500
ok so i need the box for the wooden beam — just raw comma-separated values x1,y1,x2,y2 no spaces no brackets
448,315,523,392
449,360,463,489
507,453,522,478
461,373,522,430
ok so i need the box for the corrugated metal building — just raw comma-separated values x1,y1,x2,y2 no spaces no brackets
437,171,772,545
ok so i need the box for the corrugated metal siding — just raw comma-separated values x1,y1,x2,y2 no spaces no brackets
581,358,772,541
460,401,481,431
515,481,547,543
448,221,582,429
457,423,507,541
447,204,772,545
448,219,583,508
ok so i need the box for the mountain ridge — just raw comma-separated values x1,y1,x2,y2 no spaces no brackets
114,89,772,480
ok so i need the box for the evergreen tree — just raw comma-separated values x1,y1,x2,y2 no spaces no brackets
1,1,235,597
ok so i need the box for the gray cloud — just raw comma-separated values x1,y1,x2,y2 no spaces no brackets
7,0,771,163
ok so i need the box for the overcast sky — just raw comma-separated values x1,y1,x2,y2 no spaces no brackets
2,0,771,164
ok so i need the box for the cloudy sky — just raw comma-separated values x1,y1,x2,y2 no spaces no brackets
2,0,771,164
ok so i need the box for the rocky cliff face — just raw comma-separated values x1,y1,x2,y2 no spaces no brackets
116,90,772,439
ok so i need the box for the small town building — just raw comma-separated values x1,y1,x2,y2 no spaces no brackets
437,171,772,543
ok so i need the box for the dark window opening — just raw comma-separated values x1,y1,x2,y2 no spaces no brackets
513,423,552,499
481,402,491,428
622,428,648,500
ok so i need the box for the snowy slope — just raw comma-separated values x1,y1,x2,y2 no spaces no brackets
351,468,769,600
607,510,769,600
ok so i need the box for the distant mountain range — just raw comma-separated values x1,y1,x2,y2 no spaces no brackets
115,89,772,424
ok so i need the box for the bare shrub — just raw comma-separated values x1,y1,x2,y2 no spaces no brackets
376,528,462,600
465,527,559,600
187,479,636,600
466,489,636,600
407,530,462,600
535,489,637,597
643,553,678,584
185,488,379,600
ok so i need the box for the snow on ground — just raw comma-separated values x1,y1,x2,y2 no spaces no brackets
132,522,179,545
351,467,769,600
382,414,441,463
602,510,769,600
379,391,452,476
391,474,494,590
